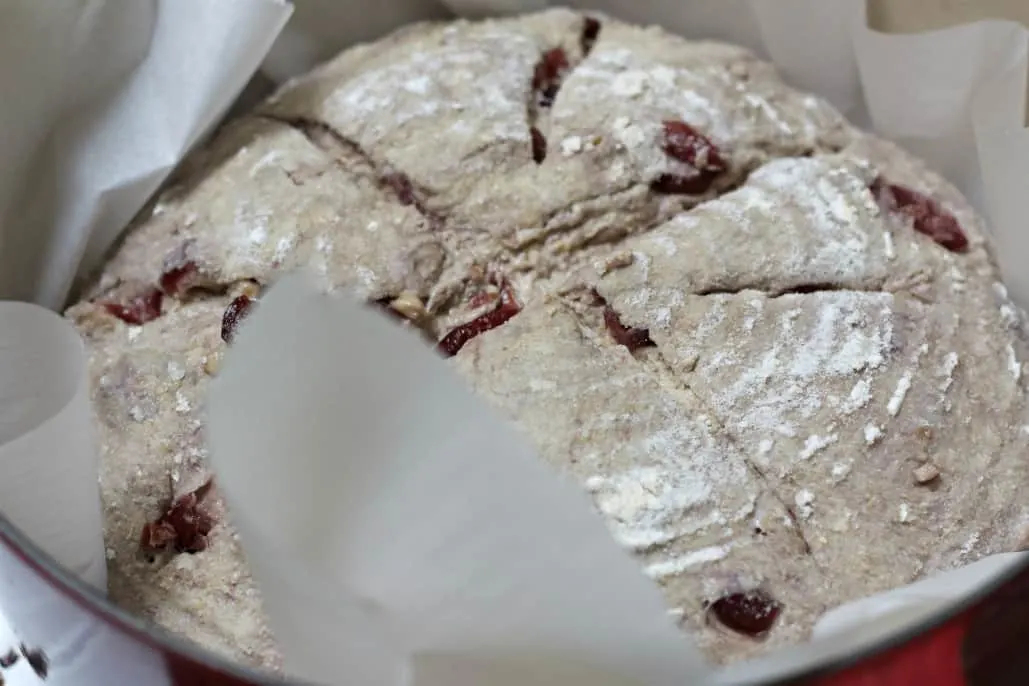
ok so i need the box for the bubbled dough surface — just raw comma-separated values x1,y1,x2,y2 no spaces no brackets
65,7,1029,670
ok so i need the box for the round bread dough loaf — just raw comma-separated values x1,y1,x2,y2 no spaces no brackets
65,7,1029,671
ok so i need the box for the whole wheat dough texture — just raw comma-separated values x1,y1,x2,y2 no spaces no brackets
65,7,1029,671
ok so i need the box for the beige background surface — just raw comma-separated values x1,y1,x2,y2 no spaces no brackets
868,0,1029,32
869,0,1029,125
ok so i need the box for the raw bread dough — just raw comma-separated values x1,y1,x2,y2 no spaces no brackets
65,8,1029,670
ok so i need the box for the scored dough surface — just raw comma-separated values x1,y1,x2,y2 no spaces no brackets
66,8,1029,670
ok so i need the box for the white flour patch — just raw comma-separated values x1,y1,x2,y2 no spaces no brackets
248,150,282,177
864,423,883,446
274,235,296,262
560,135,583,156
701,293,893,474
611,70,647,98
314,235,332,253
960,532,980,558
580,390,754,557
742,159,879,284
794,489,815,519
831,461,852,482
1008,344,1021,381
949,266,966,293
882,231,895,260
1000,304,1020,328
592,466,712,531
174,391,191,414
166,361,185,382
938,352,959,393
616,528,679,552
842,378,872,414
248,224,268,246
744,93,793,135
887,372,912,417
611,116,649,150
355,266,376,289
644,545,730,579
799,434,837,460
329,32,537,148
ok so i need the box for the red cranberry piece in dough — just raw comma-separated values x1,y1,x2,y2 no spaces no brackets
438,281,521,357
661,120,727,173
709,590,782,637
651,120,727,195
533,47,570,107
140,520,177,551
870,177,969,253
530,127,547,163
103,289,163,325
581,17,601,55
382,172,418,207
221,295,255,344
603,306,656,353
650,171,719,196
159,260,200,296
140,480,215,555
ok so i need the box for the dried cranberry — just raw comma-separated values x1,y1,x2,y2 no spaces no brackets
662,120,727,172
103,288,163,325
530,127,547,163
159,260,200,295
586,287,606,307
533,47,569,107
140,480,215,555
0,648,18,667
140,520,176,551
603,306,655,352
438,281,521,357
382,172,418,207
651,120,727,195
581,17,601,55
870,177,968,253
709,589,781,637
221,295,255,344
650,171,719,196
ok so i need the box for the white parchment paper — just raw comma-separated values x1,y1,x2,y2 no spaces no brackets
0,0,290,682
209,275,709,686
2,1,1029,685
